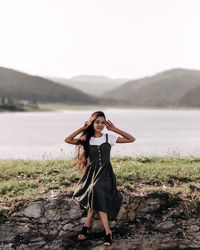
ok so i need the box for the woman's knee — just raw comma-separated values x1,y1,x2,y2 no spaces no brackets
97,210,107,216
88,208,95,213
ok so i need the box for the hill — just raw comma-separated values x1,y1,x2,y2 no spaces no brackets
48,75,128,97
104,68,200,107
0,67,117,105
179,86,200,107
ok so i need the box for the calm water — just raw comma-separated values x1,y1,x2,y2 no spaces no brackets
0,108,200,160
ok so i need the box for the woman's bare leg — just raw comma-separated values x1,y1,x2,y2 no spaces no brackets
98,211,113,246
78,209,95,240
97,211,112,235
85,209,95,227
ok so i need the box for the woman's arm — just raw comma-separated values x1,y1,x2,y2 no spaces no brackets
64,121,89,145
106,120,135,143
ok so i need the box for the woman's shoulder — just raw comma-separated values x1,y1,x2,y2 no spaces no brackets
90,133,117,139
107,133,118,138
102,133,117,139
107,133,118,146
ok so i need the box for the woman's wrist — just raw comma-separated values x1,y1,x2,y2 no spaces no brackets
81,126,85,131
111,127,119,133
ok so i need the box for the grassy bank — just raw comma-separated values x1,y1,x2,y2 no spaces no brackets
0,156,200,211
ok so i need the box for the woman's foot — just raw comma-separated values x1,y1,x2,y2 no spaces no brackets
104,231,113,246
78,224,91,240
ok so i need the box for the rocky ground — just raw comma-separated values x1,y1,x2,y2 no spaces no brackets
1,190,200,250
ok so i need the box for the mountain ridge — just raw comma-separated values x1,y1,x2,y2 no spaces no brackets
0,66,113,105
1,66,200,107
103,68,200,107
48,75,128,97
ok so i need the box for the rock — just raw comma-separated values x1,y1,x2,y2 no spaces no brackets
153,220,175,232
0,244,15,250
62,223,74,231
44,209,57,220
17,244,29,250
54,213,61,221
116,206,127,221
58,230,67,237
91,219,104,233
0,224,30,242
39,216,48,223
186,225,199,233
68,208,82,220
122,195,130,205
72,224,84,232
110,220,116,228
24,241,46,249
48,228,58,235
80,216,87,224
127,209,135,220
23,202,44,218
1,193,200,249
91,243,105,250
139,198,161,213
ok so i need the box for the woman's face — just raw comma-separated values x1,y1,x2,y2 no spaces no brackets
93,116,106,132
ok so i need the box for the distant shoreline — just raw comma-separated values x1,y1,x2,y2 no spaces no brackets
1,102,200,113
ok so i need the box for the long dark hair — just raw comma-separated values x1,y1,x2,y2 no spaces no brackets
74,111,106,173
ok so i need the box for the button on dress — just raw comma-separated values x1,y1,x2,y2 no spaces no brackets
73,133,123,218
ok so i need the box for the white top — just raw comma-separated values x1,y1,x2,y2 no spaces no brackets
89,133,118,146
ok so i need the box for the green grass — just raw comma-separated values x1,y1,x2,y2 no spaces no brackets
0,156,200,210
112,156,200,185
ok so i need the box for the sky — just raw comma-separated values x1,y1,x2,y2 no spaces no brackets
0,0,200,80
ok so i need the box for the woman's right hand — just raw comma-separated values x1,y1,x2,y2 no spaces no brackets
83,121,90,130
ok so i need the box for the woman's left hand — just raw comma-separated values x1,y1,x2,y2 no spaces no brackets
105,120,116,131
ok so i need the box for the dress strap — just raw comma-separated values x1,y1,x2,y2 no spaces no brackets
106,133,108,143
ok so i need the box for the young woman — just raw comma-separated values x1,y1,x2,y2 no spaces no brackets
64,111,135,246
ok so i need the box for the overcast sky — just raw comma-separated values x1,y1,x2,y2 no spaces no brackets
0,0,200,79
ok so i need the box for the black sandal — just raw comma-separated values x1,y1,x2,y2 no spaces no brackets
104,232,113,246
78,225,91,240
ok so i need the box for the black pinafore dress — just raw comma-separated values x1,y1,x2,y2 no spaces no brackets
72,134,122,218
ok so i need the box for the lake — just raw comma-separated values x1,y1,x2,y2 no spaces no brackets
0,108,200,160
